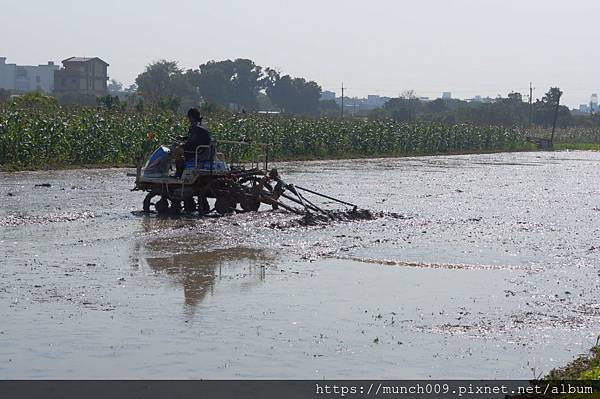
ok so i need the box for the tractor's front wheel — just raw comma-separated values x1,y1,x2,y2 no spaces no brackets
155,196,170,214
240,195,261,212
143,192,170,214
143,192,155,213
197,195,210,215
215,196,236,215
183,198,196,213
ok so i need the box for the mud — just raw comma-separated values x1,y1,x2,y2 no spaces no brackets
269,209,406,228
1,150,600,378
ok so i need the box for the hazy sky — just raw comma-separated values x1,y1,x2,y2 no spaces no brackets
2,0,598,107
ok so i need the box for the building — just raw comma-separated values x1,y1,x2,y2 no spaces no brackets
54,57,109,97
591,93,599,113
0,57,59,94
578,104,591,113
441,92,452,100
365,95,391,109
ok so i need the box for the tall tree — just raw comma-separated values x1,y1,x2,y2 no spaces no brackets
230,59,264,111
194,60,235,107
534,87,570,127
135,60,195,108
265,70,322,115
192,58,265,110
542,87,563,105
383,92,423,122
107,79,123,93
0,88,10,102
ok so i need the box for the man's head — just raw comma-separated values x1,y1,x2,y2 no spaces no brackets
187,108,202,124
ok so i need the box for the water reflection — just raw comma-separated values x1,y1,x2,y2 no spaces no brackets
138,234,273,314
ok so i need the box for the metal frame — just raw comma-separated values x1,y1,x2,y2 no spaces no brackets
188,140,269,173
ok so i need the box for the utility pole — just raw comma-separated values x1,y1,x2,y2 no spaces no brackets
550,90,562,148
528,82,533,127
341,82,344,118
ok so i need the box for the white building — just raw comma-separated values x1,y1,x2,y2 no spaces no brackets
0,57,59,94
366,95,390,108
441,91,452,100
591,93,599,112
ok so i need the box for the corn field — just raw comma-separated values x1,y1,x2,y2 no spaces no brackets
0,102,553,168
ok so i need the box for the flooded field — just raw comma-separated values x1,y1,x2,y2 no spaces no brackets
1,150,600,379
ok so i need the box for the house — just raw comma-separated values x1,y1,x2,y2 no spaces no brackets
0,57,59,94
53,57,109,97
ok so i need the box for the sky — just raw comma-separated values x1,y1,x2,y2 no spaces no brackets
2,0,599,107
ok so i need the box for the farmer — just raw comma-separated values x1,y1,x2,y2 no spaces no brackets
174,108,212,178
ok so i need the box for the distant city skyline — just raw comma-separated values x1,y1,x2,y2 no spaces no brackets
2,0,599,108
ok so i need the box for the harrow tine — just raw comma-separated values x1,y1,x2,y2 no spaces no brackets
296,192,330,216
288,184,310,215
258,190,304,215
294,185,357,208
280,192,326,215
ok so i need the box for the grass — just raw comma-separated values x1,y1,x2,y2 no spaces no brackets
547,345,600,381
512,345,600,398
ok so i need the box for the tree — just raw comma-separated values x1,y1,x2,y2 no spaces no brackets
135,60,195,110
383,98,411,121
542,87,563,106
381,91,423,122
265,70,322,115
533,87,570,127
124,84,138,94
506,91,523,103
427,98,447,113
57,93,97,107
158,96,181,113
367,107,391,120
194,60,235,107
192,58,265,110
401,90,420,122
257,93,278,112
97,94,121,110
0,88,11,102
230,58,264,111
107,79,123,93
13,91,59,108
319,99,340,117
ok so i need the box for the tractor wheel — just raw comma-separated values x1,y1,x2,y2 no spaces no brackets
143,192,157,213
184,198,196,213
240,195,261,212
155,196,170,214
169,199,182,215
197,195,210,215
240,177,276,210
215,196,236,215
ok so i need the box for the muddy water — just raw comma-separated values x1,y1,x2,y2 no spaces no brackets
1,151,600,378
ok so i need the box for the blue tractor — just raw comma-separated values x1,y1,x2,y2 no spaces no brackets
133,140,283,215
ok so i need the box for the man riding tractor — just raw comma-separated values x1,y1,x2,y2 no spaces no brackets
174,108,212,178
